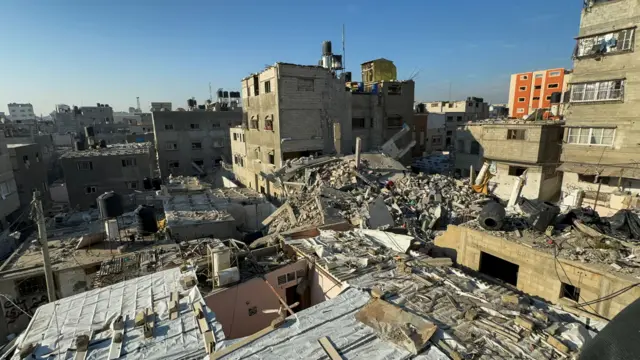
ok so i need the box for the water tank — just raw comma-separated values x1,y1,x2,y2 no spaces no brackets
97,192,123,219
344,72,352,82
99,139,107,148
75,140,86,151
85,126,95,138
216,90,223,98
322,40,332,55
135,205,158,235
96,102,101,107
550,92,562,104
151,178,162,190
223,91,229,98
416,103,426,113
527,202,560,232
187,99,196,107
143,177,152,190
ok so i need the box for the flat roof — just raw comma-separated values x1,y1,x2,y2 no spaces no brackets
60,142,151,159
164,193,235,226
12,267,225,360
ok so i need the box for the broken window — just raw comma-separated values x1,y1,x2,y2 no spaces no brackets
121,158,137,167
76,161,93,170
567,127,615,145
352,117,365,128
192,142,202,150
85,186,97,194
576,28,634,57
508,166,527,176
126,181,138,189
532,97,540,101
168,160,180,169
253,75,260,96
560,283,581,302
432,137,442,145
265,118,274,131
16,276,47,297
268,152,275,165
386,116,403,128
193,159,204,167
520,75,528,80
164,124,174,130
387,84,402,95
507,129,526,140
286,272,295,283
518,97,525,102
456,116,462,122
446,116,454,122
165,142,178,150
479,252,519,286
264,80,271,94
578,174,610,184
190,123,200,130
250,116,259,130
470,141,480,155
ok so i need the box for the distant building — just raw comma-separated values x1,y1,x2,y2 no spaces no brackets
53,103,114,134
7,143,49,211
150,102,172,112
508,68,572,119
7,103,35,122
152,110,241,179
59,142,154,209
423,97,489,147
0,133,19,229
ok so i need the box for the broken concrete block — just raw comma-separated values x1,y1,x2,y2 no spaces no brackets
371,286,384,299
514,315,535,331
546,335,569,354
545,322,560,336
501,294,520,306
532,310,549,324
464,308,478,321
368,196,394,229
135,311,146,326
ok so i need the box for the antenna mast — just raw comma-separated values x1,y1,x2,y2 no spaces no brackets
136,97,141,113
342,24,346,73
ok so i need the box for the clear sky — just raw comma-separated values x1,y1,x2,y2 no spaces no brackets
0,0,582,115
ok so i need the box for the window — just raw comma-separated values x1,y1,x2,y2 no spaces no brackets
168,161,180,169
277,275,287,285
190,123,200,130
549,71,561,77
560,283,581,302
264,80,271,93
212,122,220,128
470,141,480,155
250,116,259,129
17,276,47,297
548,83,559,89
518,97,525,102
352,117,365,128
446,116,453,122
534,74,544,79
77,161,93,170
576,29,635,57
387,84,402,95
164,124,174,130
534,85,541,90
567,127,615,146
517,108,525,113
265,119,274,131
192,142,202,150
268,152,275,164
546,95,552,101
0,182,9,197
387,116,403,128
85,186,97,194
233,133,238,141
165,142,178,150
532,97,540,101
297,78,314,91
446,131,453,136
571,80,624,102
520,75,528,80
456,116,462,121
508,166,527,176
193,159,204,167
121,158,137,167
507,129,526,140
519,86,527,91
35,153,40,162
126,181,138,189
432,137,442,145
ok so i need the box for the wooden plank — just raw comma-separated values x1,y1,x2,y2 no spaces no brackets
262,277,295,317
318,336,342,360
108,316,125,360
210,325,276,360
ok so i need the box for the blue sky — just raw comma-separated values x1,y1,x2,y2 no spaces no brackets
0,0,582,115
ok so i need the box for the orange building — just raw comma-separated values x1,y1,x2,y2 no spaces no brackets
508,68,572,118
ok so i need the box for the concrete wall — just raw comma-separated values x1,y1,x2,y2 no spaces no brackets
310,265,345,305
168,219,236,242
152,111,241,178
8,144,49,210
560,171,640,216
61,151,153,209
435,225,640,320
487,163,561,202
0,134,19,227
204,260,307,339
49,181,69,203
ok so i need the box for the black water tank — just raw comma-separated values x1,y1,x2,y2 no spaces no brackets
97,192,123,219
99,139,107,148
143,177,152,190
135,205,158,235
528,202,560,232
85,126,95,138
322,40,332,55
75,140,86,151
345,72,352,82
550,92,562,104
152,178,162,190
223,91,229,98
478,202,506,230
416,103,426,113
217,90,223,98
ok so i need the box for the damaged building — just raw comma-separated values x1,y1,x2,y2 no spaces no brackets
422,97,489,148
558,0,640,215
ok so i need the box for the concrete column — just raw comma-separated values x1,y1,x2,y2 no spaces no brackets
355,137,362,169
474,161,489,185
333,123,342,155
507,170,528,208
469,165,475,182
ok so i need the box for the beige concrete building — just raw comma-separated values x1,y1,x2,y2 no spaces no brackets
455,121,564,202
231,63,350,196
0,133,19,229
423,97,489,148
558,0,640,215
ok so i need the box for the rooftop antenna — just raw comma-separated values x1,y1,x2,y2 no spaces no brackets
342,24,346,73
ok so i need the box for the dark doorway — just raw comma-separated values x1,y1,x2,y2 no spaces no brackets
479,252,519,286
285,285,301,313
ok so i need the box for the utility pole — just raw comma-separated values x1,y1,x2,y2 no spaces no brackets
33,191,56,302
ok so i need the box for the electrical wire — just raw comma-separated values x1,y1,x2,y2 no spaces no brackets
575,282,640,308
0,294,33,319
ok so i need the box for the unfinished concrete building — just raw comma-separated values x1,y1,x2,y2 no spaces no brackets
152,110,241,178
455,121,564,202
231,63,350,196
558,0,640,215
0,133,19,232
424,97,489,148
412,112,445,157
7,143,49,210
60,143,154,209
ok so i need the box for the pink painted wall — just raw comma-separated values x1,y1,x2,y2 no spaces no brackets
204,259,307,339
310,266,345,306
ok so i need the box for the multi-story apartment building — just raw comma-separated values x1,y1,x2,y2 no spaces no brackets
558,0,640,215
7,103,35,122
152,110,241,178
455,121,564,202
0,134,19,229
7,143,49,210
508,68,572,119
150,102,172,112
231,63,350,196
423,97,489,147
412,112,445,156
53,104,114,134
60,143,154,209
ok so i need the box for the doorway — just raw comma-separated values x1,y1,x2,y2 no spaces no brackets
479,252,519,286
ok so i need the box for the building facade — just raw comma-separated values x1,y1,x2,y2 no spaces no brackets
558,0,640,215
152,110,241,178
59,143,154,209
0,134,19,229
424,97,489,148
231,63,350,195
508,68,572,119
455,121,564,202
412,112,445,156
7,103,35,122
150,102,172,112
53,104,114,134
7,143,49,210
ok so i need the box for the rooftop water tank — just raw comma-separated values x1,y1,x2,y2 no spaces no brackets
97,192,123,219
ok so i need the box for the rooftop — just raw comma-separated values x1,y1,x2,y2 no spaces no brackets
164,193,235,226
462,119,565,127
12,267,225,360
59,142,151,159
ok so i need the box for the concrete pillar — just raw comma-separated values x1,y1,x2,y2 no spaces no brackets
475,161,489,185
333,123,342,155
507,170,528,208
355,137,362,169
469,165,475,182
575,190,585,208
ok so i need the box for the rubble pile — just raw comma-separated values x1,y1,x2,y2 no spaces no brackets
264,155,491,241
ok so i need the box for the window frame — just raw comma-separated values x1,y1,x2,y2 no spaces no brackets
570,80,624,103
566,127,615,146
